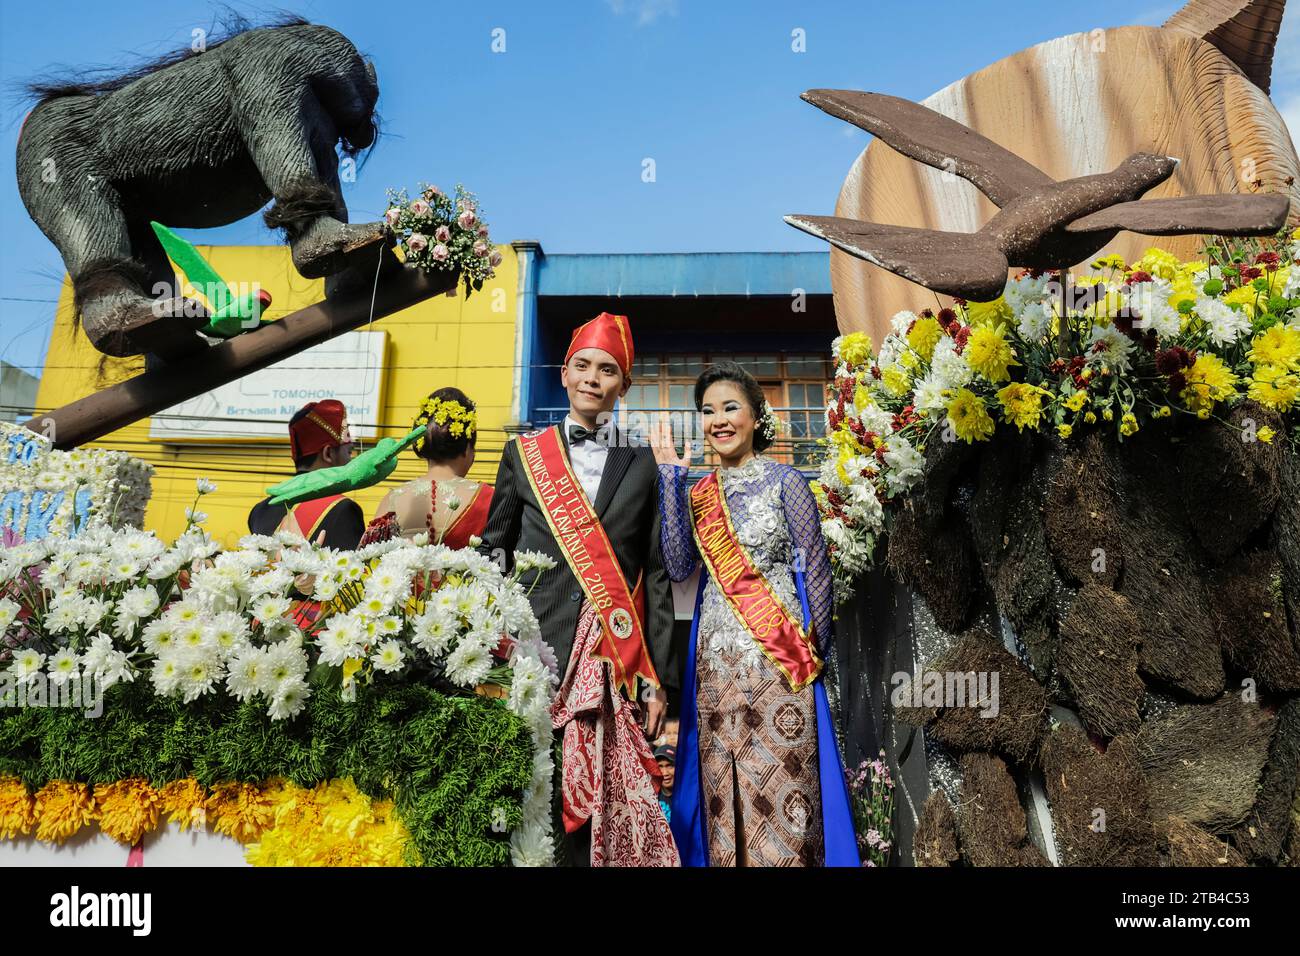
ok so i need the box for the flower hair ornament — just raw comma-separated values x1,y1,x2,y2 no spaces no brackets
758,400,781,444
414,396,477,440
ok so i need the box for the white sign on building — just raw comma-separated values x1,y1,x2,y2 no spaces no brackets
149,330,387,442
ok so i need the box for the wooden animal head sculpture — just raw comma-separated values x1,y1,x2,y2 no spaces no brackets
16,17,388,360
810,0,1299,342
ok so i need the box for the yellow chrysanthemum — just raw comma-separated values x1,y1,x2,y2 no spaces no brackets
1258,425,1276,443
0,777,35,840
965,297,1013,329
945,388,996,442
1063,391,1088,413
880,365,911,397
1181,354,1239,414
244,778,412,867
1120,412,1139,437
1094,253,1126,270
93,778,160,846
1168,276,1197,312
853,384,875,411
34,781,94,844
965,325,1020,383
1223,284,1261,317
1131,247,1181,281
206,781,275,844
906,317,944,362
158,779,208,831
836,332,874,367
996,382,1051,431
1248,325,1300,371
1248,363,1300,412
1057,423,1073,439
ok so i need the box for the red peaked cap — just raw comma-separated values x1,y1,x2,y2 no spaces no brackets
564,312,634,378
289,399,351,461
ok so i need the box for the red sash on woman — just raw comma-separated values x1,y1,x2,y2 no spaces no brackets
688,470,823,692
277,494,346,542
440,482,494,550
516,426,660,698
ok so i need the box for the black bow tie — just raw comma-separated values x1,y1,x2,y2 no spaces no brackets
568,423,603,445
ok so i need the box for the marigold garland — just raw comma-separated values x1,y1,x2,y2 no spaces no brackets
1,775,417,866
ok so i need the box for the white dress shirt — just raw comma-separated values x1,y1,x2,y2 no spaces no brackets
563,414,610,503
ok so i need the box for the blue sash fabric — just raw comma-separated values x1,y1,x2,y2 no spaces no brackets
670,568,858,866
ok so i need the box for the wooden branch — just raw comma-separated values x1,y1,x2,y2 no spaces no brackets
25,258,458,449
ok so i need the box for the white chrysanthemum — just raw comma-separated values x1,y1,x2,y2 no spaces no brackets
0,597,20,632
372,639,406,673
1016,299,1054,341
411,608,458,657
857,401,895,436
514,550,558,574
208,611,251,657
911,374,949,413
120,585,160,619
226,647,266,701
196,477,218,495
267,677,311,721
251,595,291,624
1085,324,1135,373
150,655,183,696
510,821,556,867
882,438,926,496
9,648,45,684
261,641,309,694
46,648,80,686
317,615,366,666
444,637,493,688
930,336,973,389
1003,272,1052,316
1196,296,1251,347
889,310,919,335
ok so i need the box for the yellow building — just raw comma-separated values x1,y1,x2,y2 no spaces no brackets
32,243,519,549
31,242,840,549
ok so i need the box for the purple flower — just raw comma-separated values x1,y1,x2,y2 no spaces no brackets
865,828,881,847
434,225,451,243
407,233,429,255
431,243,450,262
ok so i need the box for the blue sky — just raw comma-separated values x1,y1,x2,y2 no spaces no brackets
2,0,1298,375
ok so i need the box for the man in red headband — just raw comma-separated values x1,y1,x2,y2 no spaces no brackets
480,312,679,866
247,399,365,548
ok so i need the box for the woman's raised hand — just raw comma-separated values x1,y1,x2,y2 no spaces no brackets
650,417,691,468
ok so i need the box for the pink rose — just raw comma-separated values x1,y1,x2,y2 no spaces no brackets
477,224,489,237
457,209,477,229
407,233,428,255
434,225,451,242
488,250,503,267
423,185,442,200
410,199,431,218
384,207,401,226
473,241,489,257
431,243,450,262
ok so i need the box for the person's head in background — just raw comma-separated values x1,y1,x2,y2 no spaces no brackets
560,312,633,430
289,400,355,474
660,717,680,748
413,387,478,477
654,744,676,795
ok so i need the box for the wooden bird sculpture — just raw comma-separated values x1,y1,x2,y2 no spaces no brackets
786,90,1290,303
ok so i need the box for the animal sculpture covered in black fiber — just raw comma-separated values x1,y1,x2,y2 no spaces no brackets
16,17,388,360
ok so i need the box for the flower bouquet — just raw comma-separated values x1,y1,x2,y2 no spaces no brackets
0,480,560,866
384,183,500,295
815,235,1300,600
847,751,895,867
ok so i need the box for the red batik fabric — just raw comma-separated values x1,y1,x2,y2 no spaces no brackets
550,600,679,867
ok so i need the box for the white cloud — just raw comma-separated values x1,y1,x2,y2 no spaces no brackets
605,0,679,26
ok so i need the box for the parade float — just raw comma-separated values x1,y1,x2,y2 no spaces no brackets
2,18,551,867
791,2,1300,864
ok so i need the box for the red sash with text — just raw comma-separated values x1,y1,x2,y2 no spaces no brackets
689,470,823,692
517,426,660,698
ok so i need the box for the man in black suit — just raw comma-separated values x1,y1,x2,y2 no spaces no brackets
479,312,678,865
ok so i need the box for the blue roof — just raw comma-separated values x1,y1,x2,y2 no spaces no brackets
535,252,831,297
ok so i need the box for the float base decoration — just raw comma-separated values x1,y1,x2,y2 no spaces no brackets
0,679,533,866
816,240,1300,866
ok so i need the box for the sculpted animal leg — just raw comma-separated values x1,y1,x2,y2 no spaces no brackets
17,105,207,358
237,84,386,279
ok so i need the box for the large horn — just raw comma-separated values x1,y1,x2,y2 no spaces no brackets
1163,0,1287,92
